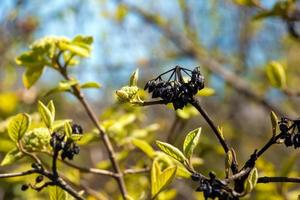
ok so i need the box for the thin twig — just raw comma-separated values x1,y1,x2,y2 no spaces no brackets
190,97,239,174
0,169,38,178
55,54,128,199
258,176,300,183
124,168,150,175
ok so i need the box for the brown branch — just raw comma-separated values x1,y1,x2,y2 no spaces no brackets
258,176,300,184
190,97,239,174
55,55,127,199
0,169,38,178
124,168,150,175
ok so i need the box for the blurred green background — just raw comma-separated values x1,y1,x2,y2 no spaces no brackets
1,0,300,199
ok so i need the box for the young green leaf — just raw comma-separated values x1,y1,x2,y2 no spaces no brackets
64,121,72,138
244,167,258,194
225,150,233,177
197,87,215,96
183,128,201,159
0,148,23,166
151,159,161,185
266,61,286,88
38,101,54,129
151,164,177,199
270,111,278,137
132,138,156,158
80,82,101,89
49,186,70,200
47,100,55,119
156,141,186,163
129,69,139,86
45,80,78,96
8,113,31,142
23,66,45,89
243,178,253,194
58,42,90,57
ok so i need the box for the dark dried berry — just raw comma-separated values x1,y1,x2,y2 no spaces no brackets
191,173,201,181
21,184,29,191
72,124,83,135
31,163,39,169
293,134,300,148
284,134,293,147
144,66,205,110
35,175,44,183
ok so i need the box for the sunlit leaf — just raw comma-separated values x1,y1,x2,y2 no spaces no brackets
64,121,72,138
183,128,201,159
115,4,128,22
47,100,55,120
80,82,101,89
129,69,139,86
8,113,31,142
49,186,72,200
132,138,156,158
156,141,186,163
151,165,177,199
244,167,258,194
0,148,23,166
38,101,54,129
58,42,90,57
45,80,78,96
197,87,215,96
266,61,286,88
23,66,44,89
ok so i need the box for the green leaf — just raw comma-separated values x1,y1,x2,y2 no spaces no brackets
270,111,278,137
80,82,101,89
1,148,23,166
132,138,156,158
183,128,201,159
38,101,54,129
129,69,139,86
49,186,71,200
46,80,78,96
244,167,258,194
151,164,177,199
72,35,93,45
244,178,253,194
225,150,233,177
266,61,286,89
53,120,72,130
64,121,72,138
47,100,55,120
156,141,186,163
115,4,128,21
176,106,198,120
70,134,83,141
8,113,31,142
197,87,215,96
58,42,90,57
151,159,161,184
23,66,44,89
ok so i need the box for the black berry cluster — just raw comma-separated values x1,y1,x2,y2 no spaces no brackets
144,66,205,110
279,118,300,148
191,172,238,200
50,124,83,160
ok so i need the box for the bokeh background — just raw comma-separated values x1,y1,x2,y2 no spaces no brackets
1,0,300,199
